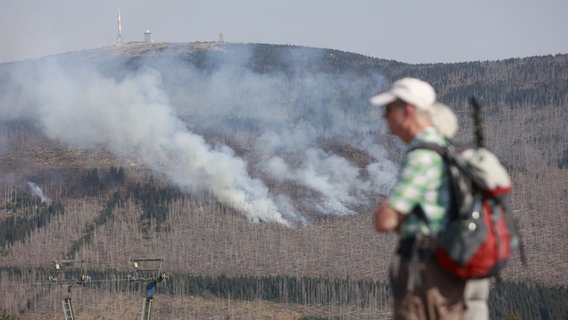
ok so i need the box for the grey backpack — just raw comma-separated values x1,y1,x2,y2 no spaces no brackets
410,142,519,279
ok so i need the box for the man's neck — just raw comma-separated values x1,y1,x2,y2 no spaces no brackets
402,122,431,144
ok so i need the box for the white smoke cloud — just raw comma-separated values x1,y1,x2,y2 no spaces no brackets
29,62,289,226
0,45,398,226
26,181,51,205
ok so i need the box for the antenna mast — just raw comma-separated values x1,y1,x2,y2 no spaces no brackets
116,8,123,46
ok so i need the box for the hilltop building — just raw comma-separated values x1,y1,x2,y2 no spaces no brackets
144,29,152,43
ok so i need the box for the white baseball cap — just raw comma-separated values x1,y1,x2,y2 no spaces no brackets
369,77,436,111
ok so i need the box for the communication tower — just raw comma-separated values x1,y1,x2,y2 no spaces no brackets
116,8,123,46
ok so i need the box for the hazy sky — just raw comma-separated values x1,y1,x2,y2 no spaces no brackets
1,0,567,64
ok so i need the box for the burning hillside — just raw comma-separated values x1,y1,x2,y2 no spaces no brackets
0,43,399,226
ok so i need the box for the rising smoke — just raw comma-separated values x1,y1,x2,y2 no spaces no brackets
26,181,51,205
0,44,398,226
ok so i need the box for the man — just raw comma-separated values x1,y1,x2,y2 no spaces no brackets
370,78,466,320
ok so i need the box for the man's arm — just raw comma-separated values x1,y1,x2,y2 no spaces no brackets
374,201,405,232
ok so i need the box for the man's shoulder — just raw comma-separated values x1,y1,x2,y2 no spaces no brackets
405,130,448,168
408,127,447,149
406,128,447,159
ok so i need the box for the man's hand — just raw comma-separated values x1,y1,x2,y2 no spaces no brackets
374,201,404,233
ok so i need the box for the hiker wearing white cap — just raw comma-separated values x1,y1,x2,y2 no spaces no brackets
371,78,467,319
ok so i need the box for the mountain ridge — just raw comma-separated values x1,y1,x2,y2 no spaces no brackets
0,42,566,318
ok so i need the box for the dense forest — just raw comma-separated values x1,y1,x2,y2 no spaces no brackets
1,265,566,319
0,42,566,319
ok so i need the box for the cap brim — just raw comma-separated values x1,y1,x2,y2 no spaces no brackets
369,92,397,106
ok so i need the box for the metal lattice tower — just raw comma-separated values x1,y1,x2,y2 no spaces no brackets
62,297,75,320
141,296,153,320
128,258,168,320
49,259,91,320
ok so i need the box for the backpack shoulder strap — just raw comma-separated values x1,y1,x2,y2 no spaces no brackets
407,142,456,227
412,142,482,187
408,141,463,223
407,142,448,158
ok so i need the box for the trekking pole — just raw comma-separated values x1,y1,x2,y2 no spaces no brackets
469,96,485,148
470,96,529,268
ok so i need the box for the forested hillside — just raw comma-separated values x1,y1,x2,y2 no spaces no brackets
0,42,566,319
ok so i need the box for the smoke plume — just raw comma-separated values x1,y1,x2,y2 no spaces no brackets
0,44,397,226
26,181,51,205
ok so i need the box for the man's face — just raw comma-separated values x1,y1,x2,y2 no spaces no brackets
383,100,407,138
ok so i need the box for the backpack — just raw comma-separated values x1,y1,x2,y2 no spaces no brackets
410,142,519,280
